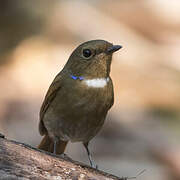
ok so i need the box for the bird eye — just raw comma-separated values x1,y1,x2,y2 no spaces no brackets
82,49,92,58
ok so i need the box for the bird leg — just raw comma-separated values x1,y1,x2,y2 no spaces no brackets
83,142,98,169
53,139,57,154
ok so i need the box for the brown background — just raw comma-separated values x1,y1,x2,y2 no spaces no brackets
0,0,180,179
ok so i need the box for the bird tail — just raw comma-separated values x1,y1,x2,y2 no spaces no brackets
38,134,68,154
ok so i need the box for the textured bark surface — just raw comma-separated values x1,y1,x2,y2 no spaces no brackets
0,136,124,180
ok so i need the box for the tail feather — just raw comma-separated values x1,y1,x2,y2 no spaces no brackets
38,134,68,154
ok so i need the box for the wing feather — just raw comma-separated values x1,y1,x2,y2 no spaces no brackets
39,73,62,135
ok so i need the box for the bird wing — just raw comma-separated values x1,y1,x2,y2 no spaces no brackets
39,72,62,135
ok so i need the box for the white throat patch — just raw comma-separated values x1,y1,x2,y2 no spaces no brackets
83,77,110,88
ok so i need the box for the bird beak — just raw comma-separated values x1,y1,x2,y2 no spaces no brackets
107,45,122,53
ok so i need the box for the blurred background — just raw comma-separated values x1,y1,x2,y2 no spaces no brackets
0,0,180,179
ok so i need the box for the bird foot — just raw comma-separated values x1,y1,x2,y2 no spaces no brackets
59,153,72,161
91,163,98,170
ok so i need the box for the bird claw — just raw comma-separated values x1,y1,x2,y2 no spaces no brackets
90,162,98,169
59,153,68,158
59,153,73,161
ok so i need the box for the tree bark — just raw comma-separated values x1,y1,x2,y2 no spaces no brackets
0,135,124,180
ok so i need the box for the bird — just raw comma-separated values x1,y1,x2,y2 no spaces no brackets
38,39,122,168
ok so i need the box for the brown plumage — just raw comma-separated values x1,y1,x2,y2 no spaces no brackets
38,40,122,167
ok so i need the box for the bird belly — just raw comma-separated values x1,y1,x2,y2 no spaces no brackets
43,81,113,142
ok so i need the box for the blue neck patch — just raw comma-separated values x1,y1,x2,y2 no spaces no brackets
70,75,84,80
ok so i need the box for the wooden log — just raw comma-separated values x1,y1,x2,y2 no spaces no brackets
0,135,124,180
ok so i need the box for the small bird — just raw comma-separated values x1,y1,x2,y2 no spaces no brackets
38,40,122,168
